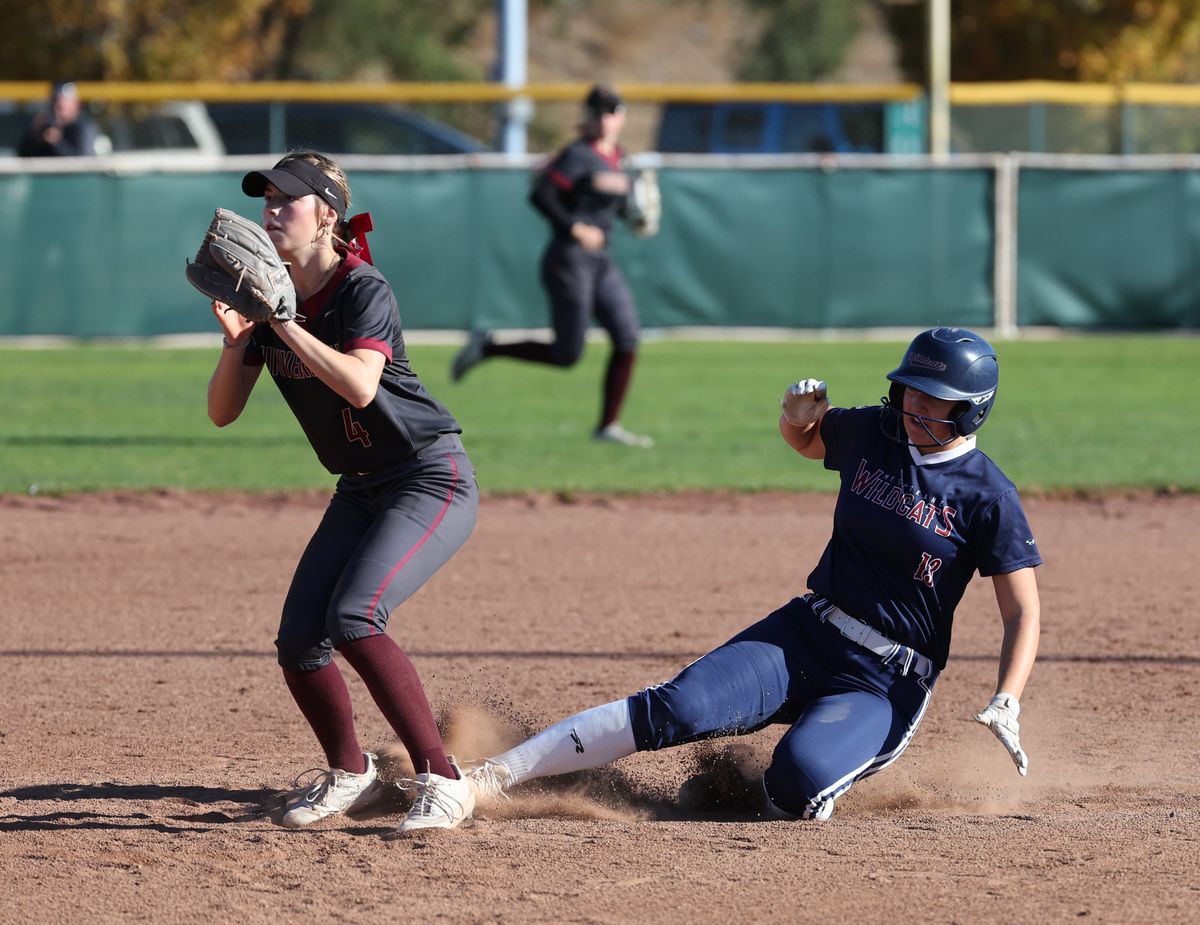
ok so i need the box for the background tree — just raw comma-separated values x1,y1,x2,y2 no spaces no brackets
884,0,1200,83
277,0,493,81
0,0,500,82
736,0,860,81
0,0,311,80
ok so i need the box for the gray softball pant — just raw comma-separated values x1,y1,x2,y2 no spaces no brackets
275,433,478,671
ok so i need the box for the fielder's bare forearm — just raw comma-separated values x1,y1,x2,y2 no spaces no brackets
271,319,385,409
207,349,260,426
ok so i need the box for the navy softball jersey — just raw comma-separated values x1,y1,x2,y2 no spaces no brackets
244,250,461,474
810,405,1043,668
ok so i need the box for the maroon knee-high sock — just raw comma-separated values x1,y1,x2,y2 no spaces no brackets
282,663,367,774
599,349,637,429
338,635,455,779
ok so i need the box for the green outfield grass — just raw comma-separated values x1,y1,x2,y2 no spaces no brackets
0,335,1195,495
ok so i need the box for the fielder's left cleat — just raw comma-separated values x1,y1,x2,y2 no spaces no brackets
450,330,490,382
281,752,380,828
395,757,475,833
593,422,654,448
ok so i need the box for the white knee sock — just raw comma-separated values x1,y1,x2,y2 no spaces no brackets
492,699,637,785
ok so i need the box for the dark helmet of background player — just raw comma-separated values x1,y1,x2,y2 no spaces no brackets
882,327,999,441
583,85,625,119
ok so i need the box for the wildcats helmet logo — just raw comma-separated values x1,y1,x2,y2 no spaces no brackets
908,351,948,371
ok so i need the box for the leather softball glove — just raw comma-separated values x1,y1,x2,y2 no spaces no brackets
186,208,297,324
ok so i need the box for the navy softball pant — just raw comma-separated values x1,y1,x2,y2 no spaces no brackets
275,433,478,671
627,595,938,819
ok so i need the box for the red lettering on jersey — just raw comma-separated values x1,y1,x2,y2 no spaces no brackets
342,408,372,447
934,505,957,538
915,551,942,587
922,504,939,529
852,459,886,495
906,500,926,524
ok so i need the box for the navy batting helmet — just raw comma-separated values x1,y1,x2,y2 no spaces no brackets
884,327,999,440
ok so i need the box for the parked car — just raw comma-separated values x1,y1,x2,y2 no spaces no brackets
656,101,893,155
99,101,225,157
0,103,40,155
2,98,489,159
206,101,489,156
0,100,223,158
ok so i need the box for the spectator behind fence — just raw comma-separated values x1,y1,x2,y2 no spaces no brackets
18,81,100,158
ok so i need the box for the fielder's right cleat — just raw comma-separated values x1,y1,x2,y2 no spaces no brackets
396,757,475,833
465,759,513,803
450,329,490,382
593,422,654,448
281,752,380,828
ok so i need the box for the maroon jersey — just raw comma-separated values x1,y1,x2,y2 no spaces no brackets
245,251,460,474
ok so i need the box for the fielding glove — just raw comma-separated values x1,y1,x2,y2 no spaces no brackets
186,208,297,324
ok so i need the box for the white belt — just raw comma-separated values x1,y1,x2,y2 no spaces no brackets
815,598,935,680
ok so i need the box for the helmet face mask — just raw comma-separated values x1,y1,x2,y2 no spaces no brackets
882,383,964,448
881,327,999,448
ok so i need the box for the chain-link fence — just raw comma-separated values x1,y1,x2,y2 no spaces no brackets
951,103,1200,155
951,104,1116,155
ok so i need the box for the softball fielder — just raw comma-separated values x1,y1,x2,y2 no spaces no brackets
206,151,476,833
468,328,1041,819
450,85,653,448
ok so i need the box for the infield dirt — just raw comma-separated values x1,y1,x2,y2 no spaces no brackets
1,491,1197,924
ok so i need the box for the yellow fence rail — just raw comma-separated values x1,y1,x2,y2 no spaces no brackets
950,81,1200,106
7,80,1198,106
0,80,922,104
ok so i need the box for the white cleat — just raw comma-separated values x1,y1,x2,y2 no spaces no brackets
281,752,380,828
396,757,475,833
593,422,654,448
450,330,490,382
465,759,513,803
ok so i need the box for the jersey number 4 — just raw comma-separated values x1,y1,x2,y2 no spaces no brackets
915,551,942,587
342,408,372,448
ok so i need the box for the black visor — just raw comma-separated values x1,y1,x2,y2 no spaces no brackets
584,85,624,117
242,159,345,219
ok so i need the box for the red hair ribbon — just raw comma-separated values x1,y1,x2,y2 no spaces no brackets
346,212,375,265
